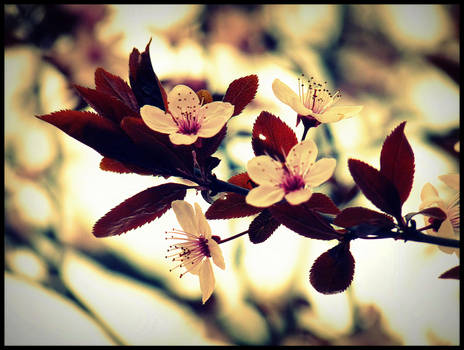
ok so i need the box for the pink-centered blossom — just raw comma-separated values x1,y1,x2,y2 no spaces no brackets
420,174,460,256
272,75,363,123
140,85,234,145
166,200,225,303
246,139,336,207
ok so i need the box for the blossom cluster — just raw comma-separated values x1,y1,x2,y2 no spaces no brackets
37,39,459,304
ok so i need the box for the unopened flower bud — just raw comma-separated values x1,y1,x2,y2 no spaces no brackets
196,89,213,105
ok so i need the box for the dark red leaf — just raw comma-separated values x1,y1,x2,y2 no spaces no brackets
120,117,193,175
206,172,261,219
439,265,459,280
205,193,261,219
223,74,258,117
334,207,395,229
94,67,139,111
197,125,227,160
306,193,340,215
348,159,402,218
93,183,188,237
36,110,137,162
310,242,355,294
129,38,168,110
380,121,415,204
74,85,137,124
248,209,280,244
99,157,152,176
252,111,298,162
228,172,256,189
270,202,341,240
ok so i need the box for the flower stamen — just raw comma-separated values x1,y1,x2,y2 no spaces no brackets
165,229,212,278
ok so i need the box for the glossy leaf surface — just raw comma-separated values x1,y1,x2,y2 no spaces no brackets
251,111,298,162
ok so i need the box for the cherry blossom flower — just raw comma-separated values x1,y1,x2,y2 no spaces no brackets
245,139,336,207
272,75,363,123
420,173,460,255
166,200,225,303
140,84,234,145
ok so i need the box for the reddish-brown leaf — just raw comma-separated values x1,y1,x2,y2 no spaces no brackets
252,111,298,162
348,159,402,218
205,172,261,220
205,193,262,219
439,265,459,280
228,172,255,189
129,38,168,111
306,193,340,215
248,209,280,244
93,183,188,237
310,242,355,294
223,74,258,117
74,85,137,124
99,157,152,176
270,202,341,240
100,157,133,174
334,207,395,229
380,121,415,204
36,110,137,161
197,125,227,160
94,67,139,111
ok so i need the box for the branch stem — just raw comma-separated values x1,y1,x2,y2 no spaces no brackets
209,177,250,196
355,229,459,248
219,230,249,244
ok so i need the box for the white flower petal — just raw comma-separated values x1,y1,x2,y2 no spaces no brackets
437,219,456,239
199,259,215,304
436,220,459,255
167,85,200,120
171,200,198,236
208,239,225,270
284,188,313,205
197,101,234,138
439,174,459,191
194,203,211,237
314,105,364,123
140,105,178,134
185,258,204,275
247,156,284,186
245,185,285,208
169,132,198,145
304,158,336,187
286,139,318,176
420,183,439,202
272,79,312,116
419,199,444,211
